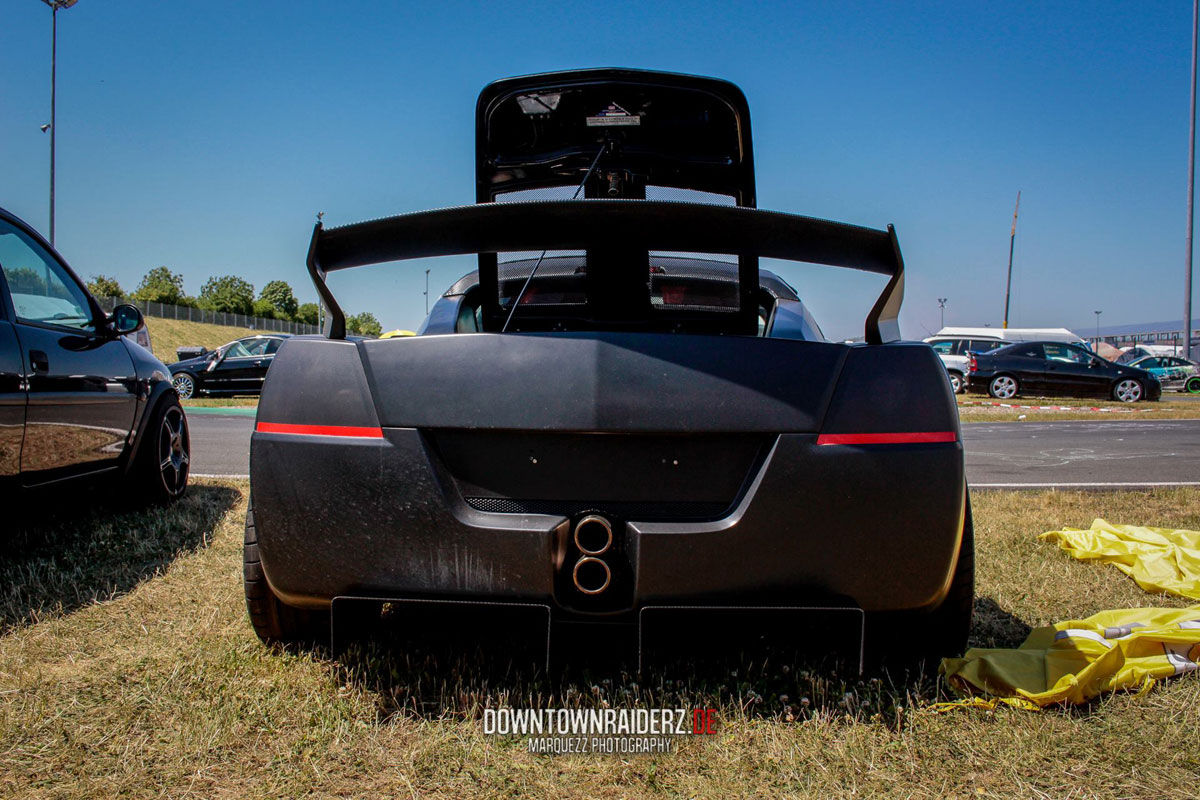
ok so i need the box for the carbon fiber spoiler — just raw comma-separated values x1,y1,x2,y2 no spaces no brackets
306,199,904,343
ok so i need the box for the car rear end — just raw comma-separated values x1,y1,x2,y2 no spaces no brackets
250,330,966,663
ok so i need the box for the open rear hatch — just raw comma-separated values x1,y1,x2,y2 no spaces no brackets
476,68,756,205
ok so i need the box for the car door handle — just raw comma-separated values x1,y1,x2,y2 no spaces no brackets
29,350,49,373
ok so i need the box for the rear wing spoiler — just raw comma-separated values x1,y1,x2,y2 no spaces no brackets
306,200,904,343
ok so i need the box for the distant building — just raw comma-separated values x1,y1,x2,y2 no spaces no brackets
1087,318,1200,352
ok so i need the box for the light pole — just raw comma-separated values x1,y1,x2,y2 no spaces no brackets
1094,310,1102,344
1187,0,1198,361
39,0,77,247
937,297,947,329
424,268,431,314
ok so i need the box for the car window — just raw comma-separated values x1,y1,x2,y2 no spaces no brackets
0,220,95,331
1044,343,1091,364
237,338,274,357
1010,344,1044,359
265,338,284,354
223,340,253,358
969,339,1003,352
1141,357,1162,369
928,339,955,354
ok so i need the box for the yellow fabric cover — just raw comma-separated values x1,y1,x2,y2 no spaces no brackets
941,606,1200,706
941,520,1200,707
1038,519,1200,599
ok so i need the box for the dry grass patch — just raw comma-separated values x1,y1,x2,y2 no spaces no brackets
2,483,1199,797
959,395,1200,423
143,317,261,366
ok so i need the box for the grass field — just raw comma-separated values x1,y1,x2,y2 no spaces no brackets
142,316,261,366
2,483,1198,797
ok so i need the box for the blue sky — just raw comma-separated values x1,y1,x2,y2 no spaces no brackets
2,1,1196,339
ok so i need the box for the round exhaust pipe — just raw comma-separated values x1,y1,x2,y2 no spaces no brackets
573,515,613,556
572,556,612,595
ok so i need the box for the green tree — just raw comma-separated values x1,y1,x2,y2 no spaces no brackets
5,267,47,295
132,266,185,304
295,302,320,326
199,275,255,315
258,280,298,320
346,311,382,337
252,298,276,319
86,274,125,299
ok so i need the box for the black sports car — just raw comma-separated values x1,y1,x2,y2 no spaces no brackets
246,69,971,668
966,340,1161,402
0,206,189,503
168,334,291,399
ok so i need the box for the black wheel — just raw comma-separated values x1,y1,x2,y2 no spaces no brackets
129,395,189,503
987,374,1018,399
866,497,975,672
171,372,197,399
244,505,329,646
1112,378,1143,403
948,371,964,394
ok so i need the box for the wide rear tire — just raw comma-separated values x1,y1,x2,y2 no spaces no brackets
244,505,330,646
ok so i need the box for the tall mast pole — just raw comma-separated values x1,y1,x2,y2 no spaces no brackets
1002,190,1020,329
49,3,57,246
1186,0,1198,360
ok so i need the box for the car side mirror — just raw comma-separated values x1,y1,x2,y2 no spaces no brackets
110,304,145,335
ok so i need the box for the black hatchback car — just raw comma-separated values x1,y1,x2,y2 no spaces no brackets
0,207,189,502
168,334,290,399
966,340,1161,402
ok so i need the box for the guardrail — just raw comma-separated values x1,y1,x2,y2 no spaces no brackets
93,296,320,335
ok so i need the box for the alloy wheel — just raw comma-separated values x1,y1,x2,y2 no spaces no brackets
172,373,195,399
159,406,190,497
989,375,1017,399
949,373,963,393
1114,379,1142,403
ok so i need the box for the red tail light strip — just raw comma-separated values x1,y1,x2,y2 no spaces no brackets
817,431,958,446
256,422,384,438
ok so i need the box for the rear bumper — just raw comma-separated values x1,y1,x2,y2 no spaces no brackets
251,428,966,617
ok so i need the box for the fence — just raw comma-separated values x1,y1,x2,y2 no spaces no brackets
94,296,320,335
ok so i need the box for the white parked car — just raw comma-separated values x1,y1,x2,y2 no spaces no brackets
924,335,1005,393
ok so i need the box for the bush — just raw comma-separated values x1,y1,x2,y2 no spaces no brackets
259,280,298,320
346,311,382,338
132,266,185,305
295,302,320,326
199,275,255,315
252,298,276,319
87,275,125,299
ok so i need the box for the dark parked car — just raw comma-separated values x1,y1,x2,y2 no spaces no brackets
245,69,972,670
0,206,189,502
168,334,291,399
967,340,1161,402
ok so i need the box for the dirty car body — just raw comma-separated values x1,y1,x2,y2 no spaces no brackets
247,69,971,667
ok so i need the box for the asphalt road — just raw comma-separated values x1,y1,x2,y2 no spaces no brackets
188,410,1200,489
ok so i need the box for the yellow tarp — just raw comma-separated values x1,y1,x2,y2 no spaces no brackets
1038,519,1200,599
941,606,1200,706
940,520,1200,707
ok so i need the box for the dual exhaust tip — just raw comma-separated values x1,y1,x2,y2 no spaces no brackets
571,515,613,595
